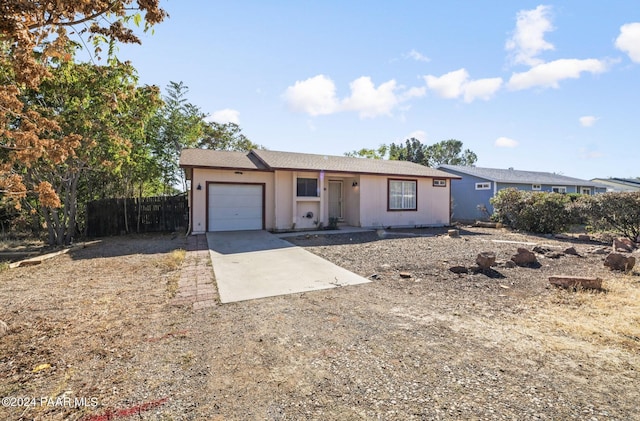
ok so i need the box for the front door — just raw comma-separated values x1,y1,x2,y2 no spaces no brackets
328,181,343,220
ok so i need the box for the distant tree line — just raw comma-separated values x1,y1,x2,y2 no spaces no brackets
345,138,477,167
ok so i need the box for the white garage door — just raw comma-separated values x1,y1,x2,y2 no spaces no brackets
208,183,263,231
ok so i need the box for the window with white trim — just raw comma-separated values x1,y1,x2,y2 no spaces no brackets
552,186,567,193
433,179,446,187
388,179,417,210
297,178,319,197
532,184,541,190
475,182,491,190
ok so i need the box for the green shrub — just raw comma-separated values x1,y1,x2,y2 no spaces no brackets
572,192,640,241
490,188,576,234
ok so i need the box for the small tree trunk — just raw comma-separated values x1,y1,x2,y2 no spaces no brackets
51,208,64,245
123,197,129,234
137,183,143,233
42,209,56,245
65,173,80,245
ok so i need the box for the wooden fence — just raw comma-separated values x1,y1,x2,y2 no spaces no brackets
86,194,188,237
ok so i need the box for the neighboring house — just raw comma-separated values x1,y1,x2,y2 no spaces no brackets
179,149,460,233
438,165,606,222
590,177,640,192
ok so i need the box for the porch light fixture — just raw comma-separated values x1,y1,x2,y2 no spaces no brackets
196,183,202,190
352,181,358,187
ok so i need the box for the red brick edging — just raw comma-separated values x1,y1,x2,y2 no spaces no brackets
170,235,217,309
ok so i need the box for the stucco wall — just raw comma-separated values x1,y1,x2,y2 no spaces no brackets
274,171,294,230
190,169,451,233
190,168,275,233
358,175,450,228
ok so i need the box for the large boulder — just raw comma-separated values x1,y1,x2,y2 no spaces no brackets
564,246,580,256
613,238,636,252
549,276,602,290
476,252,496,270
511,248,538,267
604,253,636,272
447,229,460,238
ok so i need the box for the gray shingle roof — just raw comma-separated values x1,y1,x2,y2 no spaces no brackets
439,164,598,187
179,149,268,170
591,178,640,191
180,148,460,178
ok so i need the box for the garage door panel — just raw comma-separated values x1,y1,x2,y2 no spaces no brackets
212,195,261,208
208,184,263,231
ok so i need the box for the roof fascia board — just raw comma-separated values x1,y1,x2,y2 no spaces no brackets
271,166,461,178
181,164,274,172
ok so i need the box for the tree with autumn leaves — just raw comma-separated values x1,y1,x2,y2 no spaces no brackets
0,1,167,244
2,1,258,244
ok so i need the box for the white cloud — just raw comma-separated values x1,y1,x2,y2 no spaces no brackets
403,86,427,99
407,130,427,142
341,77,399,118
506,5,555,66
425,69,468,99
425,69,502,102
406,49,430,62
463,78,504,102
495,137,519,148
282,74,339,116
284,75,425,118
206,109,240,125
507,58,609,90
615,22,640,63
579,116,598,127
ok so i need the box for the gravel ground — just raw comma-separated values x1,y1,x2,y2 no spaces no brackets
1,227,639,420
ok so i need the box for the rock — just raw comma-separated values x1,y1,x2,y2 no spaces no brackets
578,234,591,242
449,265,468,274
369,274,380,280
564,246,580,256
544,251,564,259
533,246,552,254
472,221,499,228
476,252,496,270
380,264,391,270
399,271,412,278
503,260,517,269
613,238,636,252
0,320,7,337
554,234,573,240
549,275,603,290
511,248,538,267
604,253,636,271
447,229,460,238
589,246,609,255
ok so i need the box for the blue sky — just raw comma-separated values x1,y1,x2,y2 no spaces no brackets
115,1,639,180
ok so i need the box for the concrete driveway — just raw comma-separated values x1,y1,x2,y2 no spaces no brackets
206,230,370,303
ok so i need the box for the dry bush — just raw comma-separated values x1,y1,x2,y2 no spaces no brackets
157,248,186,298
156,248,186,272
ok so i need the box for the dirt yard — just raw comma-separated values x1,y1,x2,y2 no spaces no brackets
1,227,639,420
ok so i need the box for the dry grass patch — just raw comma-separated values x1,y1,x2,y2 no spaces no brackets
526,275,640,353
157,248,186,297
157,248,186,271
